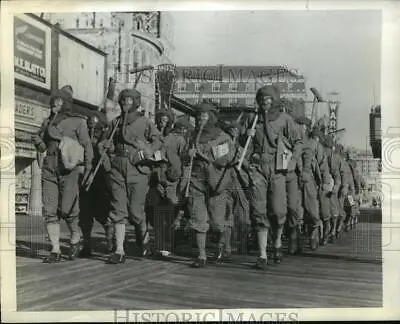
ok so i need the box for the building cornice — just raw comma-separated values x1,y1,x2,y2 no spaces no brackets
131,31,164,55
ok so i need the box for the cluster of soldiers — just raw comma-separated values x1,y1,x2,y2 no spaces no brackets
31,83,364,269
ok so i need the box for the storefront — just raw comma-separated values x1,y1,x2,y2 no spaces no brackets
14,13,107,217
14,13,52,216
15,87,50,216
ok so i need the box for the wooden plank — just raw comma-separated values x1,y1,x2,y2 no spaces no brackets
15,213,382,311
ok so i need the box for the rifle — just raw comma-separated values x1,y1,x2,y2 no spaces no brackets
236,110,258,171
185,124,204,198
82,117,121,191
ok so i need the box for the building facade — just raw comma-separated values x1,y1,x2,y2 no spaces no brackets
173,65,307,117
353,154,381,192
43,12,175,119
369,104,381,159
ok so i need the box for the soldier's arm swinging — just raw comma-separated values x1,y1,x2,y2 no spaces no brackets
77,119,94,170
32,119,48,153
286,116,303,172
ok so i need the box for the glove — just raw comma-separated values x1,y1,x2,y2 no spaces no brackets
322,183,332,193
31,134,43,145
250,153,260,165
188,148,197,158
247,129,256,137
102,156,112,172
142,147,154,160
80,165,92,187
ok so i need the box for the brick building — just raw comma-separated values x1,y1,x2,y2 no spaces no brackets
173,65,307,118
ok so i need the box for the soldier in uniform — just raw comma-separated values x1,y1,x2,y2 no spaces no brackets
32,88,93,263
185,102,237,268
301,126,332,249
247,85,303,269
321,135,342,243
339,150,357,233
346,152,365,228
146,109,186,255
220,120,251,258
285,116,309,255
79,110,114,257
335,144,354,238
105,88,162,264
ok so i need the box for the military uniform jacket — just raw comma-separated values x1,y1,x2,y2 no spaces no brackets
302,137,331,186
326,149,343,193
108,111,162,174
35,114,94,170
161,132,187,182
341,159,356,195
251,112,303,172
190,129,236,195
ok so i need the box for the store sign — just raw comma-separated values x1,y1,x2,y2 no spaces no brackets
15,100,36,119
329,101,339,133
14,14,51,89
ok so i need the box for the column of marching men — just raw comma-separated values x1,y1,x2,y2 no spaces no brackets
31,84,364,268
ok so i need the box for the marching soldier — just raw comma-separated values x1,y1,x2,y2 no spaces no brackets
79,110,114,257
286,116,308,255
340,150,357,232
31,87,93,263
221,121,251,258
345,152,365,228
105,88,162,264
321,135,342,243
302,126,332,249
185,102,237,268
335,144,354,238
146,109,186,256
247,85,303,269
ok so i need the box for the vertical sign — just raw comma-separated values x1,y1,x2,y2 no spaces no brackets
14,14,51,89
328,100,339,140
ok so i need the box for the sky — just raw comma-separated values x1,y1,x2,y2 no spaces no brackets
169,10,382,150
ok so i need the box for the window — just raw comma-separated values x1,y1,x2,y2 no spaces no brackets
194,83,201,92
76,18,80,28
229,83,238,92
229,98,238,106
245,82,255,92
212,99,221,106
133,47,140,67
246,98,254,106
212,82,221,93
178,82,186,92
142,51,148,66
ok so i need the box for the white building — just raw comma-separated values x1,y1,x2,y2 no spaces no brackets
43,12,175,119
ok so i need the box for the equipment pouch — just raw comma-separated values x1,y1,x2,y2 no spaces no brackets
59,136,84,170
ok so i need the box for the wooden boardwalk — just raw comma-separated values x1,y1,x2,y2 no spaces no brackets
15,210,382,311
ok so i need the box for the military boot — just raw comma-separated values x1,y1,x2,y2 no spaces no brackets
66,217,81,260
321,220,330,246
288,227,298,255
105,224,115,253
296,226,304,253
215,228,233,262
328,218,337,243
135,223,150,257
336,218,344,239
273,226,284,264
309,224,320,250
79,225,93,258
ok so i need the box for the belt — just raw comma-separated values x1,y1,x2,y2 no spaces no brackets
114,149,131,157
